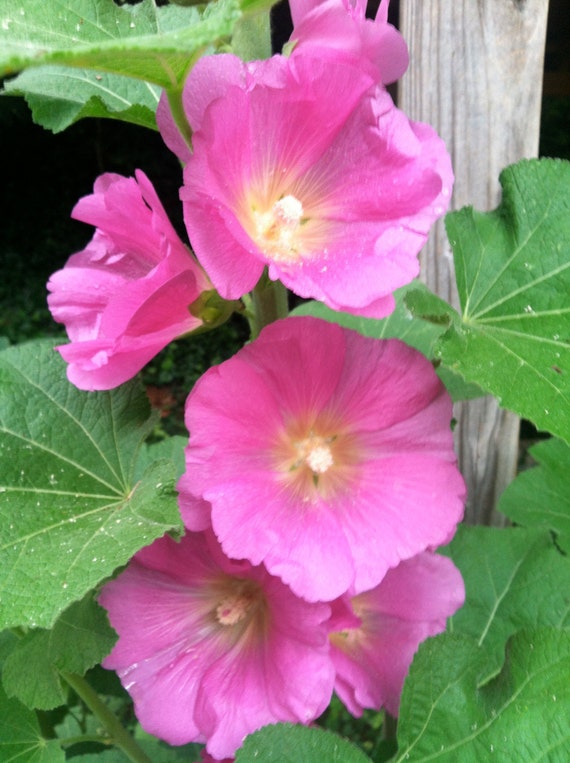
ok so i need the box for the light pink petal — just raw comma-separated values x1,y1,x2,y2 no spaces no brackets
331,553,465,715
179,317,465,601
290,0,408,85
99,532,334,758
47,171,212,390
341,456,466,593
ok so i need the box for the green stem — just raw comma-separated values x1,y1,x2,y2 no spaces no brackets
60,672,154,763
166,86,193,154
383,711,398,742
249,275,289,337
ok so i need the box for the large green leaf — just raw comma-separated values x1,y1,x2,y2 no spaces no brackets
395,629,570,762
0,340,183,630
499,437,570,554
3,65,161,133
236,723,372,763
0,0,240,84
409,158,570,442
0,682,64,763
2,594,117,710
293,282,484,402
444,525,570,684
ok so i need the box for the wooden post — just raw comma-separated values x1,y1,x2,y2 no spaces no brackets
398,0,550,524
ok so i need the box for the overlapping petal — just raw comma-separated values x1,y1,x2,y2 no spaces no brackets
331,552,465,716
289,0,409,85
99,531,335,759
170,49,451,318
178,317,465,602
47,171,213,390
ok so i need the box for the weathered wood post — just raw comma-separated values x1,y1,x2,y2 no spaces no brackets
398,0,550,524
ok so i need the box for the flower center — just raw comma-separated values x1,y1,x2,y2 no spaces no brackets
252,194,305,263
216,592,253,626
213,578,265,633
294,434,334,475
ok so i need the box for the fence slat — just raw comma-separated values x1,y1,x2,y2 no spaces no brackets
399,0,550,524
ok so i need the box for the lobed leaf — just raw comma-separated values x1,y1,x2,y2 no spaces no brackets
443,525,570,684
0,339,183,630
410,158,570,443
2,594,117,710
0,682,64,762
0,0,240,85
236,723,373,762
396,629,570,762
3,65,160,133
498,437,570,553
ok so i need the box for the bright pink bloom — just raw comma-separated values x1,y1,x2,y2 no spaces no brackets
47,171,213,390
330,552,465,716
178,316,465,602
99,530,335,760
288,0,409,85
159,51,452,319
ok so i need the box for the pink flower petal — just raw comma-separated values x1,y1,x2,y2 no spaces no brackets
178,317,465,601
331,552,465,716
99,531,335,759
47,171,213,390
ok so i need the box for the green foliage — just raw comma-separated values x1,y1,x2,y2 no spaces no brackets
1,0,241,131
236,723,373,762
2,595,117,710
499,437,570,553
3,65,161,133
0,339,183,630
408,158,570,443
0,681,65,763
444,525,570,683
1,0,240,84
396,628,570,762
293,282,484,402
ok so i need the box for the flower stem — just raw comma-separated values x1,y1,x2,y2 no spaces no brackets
60,672,154,763
166,86,193,154
249,276,289,337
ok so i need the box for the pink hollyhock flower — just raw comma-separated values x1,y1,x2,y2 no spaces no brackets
178,316,465,602
99,530,335,760
288,0,409,85
330,552,465,717
47,170,217,391
163,50,452,319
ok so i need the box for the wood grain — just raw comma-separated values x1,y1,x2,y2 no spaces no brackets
399,0,550,524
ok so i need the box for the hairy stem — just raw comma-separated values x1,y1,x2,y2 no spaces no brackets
249,276,289,337
166,86,193,154
60,672,153,763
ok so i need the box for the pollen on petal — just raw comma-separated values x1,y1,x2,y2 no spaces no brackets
252,194,305,263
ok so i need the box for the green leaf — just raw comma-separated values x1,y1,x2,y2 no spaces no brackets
413,158,570,442
395,628,570,762
499,437,570,553
293,282,484,402
0,682,64,762
3,65,160,133
0,0,241,86
2,594,117,710
444,525,570,684
236,723,373,762
135,436,187,483
0,339,183,630
73,739,203,762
